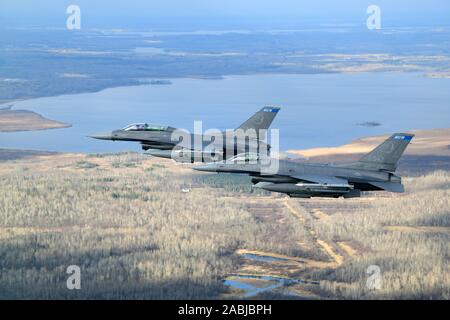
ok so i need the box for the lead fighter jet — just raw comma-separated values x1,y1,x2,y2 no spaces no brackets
194,133,414,198
90,106,280,162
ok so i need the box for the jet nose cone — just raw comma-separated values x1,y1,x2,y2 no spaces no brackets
193,164,217,172
89,132,114,140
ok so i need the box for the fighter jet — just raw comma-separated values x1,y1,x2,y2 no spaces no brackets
90,106,280,162
193,133,414,198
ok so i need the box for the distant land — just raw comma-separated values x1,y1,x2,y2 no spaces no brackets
357,121,381,127
1,28,449,141
0,109,70,132
2,28,450,102
0,148,57,161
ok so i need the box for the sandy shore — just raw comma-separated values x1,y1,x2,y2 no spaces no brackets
0,109,70,132
288,128,450,158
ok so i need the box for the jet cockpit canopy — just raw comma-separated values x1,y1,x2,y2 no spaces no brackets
228,153,260,162
122,123,169,132
227,152,272,165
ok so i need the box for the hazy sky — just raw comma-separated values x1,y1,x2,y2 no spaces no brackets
1,0,450,29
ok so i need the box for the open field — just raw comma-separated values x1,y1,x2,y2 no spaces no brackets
309,172,450,299
0,152,321,299
0,151,449,299
217,174,450,299
0,109,70,132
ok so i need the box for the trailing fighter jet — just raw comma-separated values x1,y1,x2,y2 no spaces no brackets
90,106,280,162
193,133,414,198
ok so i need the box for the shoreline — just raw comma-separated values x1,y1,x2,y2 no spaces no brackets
0,70,440,110
0,109,71,132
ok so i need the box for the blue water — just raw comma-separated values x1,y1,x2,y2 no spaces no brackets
224,275,294,298
224,273,317,298
1,72,450,153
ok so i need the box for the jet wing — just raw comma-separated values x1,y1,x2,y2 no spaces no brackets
147,147,225,163
291,174,349,185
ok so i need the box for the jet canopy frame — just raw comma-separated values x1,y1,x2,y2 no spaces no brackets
228,153,260,162
122,123,169,132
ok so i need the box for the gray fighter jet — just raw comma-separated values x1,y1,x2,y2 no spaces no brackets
90,106,280,162
194,133,414,198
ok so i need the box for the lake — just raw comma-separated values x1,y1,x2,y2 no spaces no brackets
1,72,450,153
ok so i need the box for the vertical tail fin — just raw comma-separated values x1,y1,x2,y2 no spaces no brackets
236,106,280,131
351,133,414,172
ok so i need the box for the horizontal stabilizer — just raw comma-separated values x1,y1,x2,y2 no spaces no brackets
370,181,404,193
